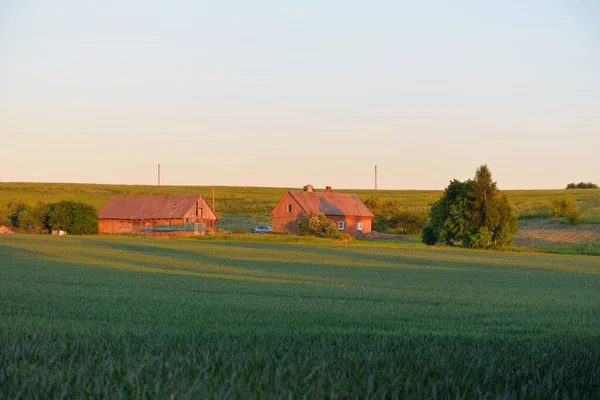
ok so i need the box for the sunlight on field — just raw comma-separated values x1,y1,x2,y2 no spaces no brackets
2,182,599,224
1,234,599,398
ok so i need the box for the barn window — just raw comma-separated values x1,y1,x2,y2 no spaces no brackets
357,222,363,231
287,203,292,213
338,221,345,231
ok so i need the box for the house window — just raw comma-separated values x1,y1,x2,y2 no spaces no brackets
357,222,363,231
287,203,293,213
338,221,345,231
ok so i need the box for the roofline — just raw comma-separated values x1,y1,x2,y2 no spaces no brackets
284,191,374,218
99,194,220,220
201,196,220,221
270,191,306,216
287,192,309,214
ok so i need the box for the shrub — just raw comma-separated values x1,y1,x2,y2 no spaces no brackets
1,198,27,227
0,204,11,227
298,212,341,239
48,201,98,234
551,198,580,224
421,226,437,245
71,202,99,234
365,198,424,234
17,202,51,229
389,211,424,234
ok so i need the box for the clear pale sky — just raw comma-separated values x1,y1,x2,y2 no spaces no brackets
1,1,599,189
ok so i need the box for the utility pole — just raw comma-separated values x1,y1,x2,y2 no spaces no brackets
212,184,215,213
374,165,378,190
157,164,161,187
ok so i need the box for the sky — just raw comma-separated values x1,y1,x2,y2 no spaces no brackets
1,0,599,190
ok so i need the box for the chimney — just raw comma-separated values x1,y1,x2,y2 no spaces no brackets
304,184,314,192
325,186,332,193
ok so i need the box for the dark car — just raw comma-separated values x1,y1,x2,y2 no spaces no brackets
252,225,272,234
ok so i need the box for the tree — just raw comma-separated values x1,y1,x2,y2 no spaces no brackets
0,203,11,226
1,198,27,227
71,202,99,234
469,164,498,229
364,197,425,234
426,179,472,245
490,194,519,246
422,165,518,248
551,198,579,224
48,201,98,234
16,202,51,229
297,212,340,238
566,182,598,189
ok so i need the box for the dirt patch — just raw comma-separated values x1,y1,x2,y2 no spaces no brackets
514,219,600,248
0,226,14,234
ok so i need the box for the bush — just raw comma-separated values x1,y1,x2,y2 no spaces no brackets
16,202,51,229
421,226,437,245
365,198,424,234
390,211,424,234
0,204,11,227
551,198,580,224
1,199,27,227
298,212,341,239
48,201,98,234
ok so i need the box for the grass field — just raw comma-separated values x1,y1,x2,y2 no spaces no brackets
1,234,599,398
1,182,599,226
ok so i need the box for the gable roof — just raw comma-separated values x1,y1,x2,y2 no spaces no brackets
272,191,374,218
99,195,213,220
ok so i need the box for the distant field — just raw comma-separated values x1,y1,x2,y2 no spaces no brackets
1,234,599,397
1,182,599,227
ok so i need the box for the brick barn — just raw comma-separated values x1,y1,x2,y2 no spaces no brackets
271,185,374,235
98,195,217,234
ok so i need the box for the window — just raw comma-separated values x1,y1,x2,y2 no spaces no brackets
287,203,293,213
357,222,363,231
338,221,345,231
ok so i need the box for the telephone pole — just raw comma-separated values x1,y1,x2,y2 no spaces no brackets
212,184,216,213
157,164,161,187
374,165,378,190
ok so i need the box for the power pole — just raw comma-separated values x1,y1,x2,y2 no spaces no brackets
374,165,378,190
158,164,161,187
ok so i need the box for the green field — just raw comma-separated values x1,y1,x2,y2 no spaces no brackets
1,234,599,398
1,182,599,228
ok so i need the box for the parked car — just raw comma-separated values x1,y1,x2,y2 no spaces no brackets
252,225,272,234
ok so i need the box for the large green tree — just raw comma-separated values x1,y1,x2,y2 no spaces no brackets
48,201,98,234
423,165,518,248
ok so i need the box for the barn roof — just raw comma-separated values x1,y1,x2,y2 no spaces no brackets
99,195,207,220
281,191,374,218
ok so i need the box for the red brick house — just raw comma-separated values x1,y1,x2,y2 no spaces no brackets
271,185,374,235
99,195,217,234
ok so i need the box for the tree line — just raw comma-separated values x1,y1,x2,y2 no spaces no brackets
566,182,598,189
0,200,98,234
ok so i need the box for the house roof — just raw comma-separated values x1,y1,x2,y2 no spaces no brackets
99,195,212,220
278,191,374,218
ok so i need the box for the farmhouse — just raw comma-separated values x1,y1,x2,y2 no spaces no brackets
98,195,217,234
271,185,374,234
